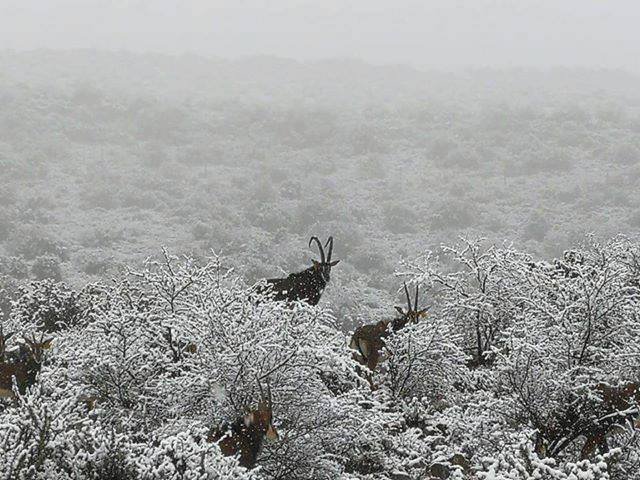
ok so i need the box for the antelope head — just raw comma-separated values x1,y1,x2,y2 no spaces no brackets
309,236,340,282
392,282,428,331
0,332,53,398
20,333,53,366
246,379,278,441
208,378,278,469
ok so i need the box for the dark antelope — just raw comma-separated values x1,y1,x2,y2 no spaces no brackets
580,382,640,459
534,381,640,459
260,236,339,306
208,381,278,469
0,333,52,398
0,328,14,363
350,283,427,372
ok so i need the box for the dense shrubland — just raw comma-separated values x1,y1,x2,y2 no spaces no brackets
1,236,640,479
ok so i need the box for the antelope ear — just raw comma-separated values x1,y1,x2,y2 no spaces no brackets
243,412,255,427
329,260,340,266
266,424,279,441
418,310,428,318
42,339,53,349
394,307,405,316
312,260,321,270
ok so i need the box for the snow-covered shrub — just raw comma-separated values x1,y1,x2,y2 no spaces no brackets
0,385,251,479
138,431,256,480
7,279,92,333
0,385,138,479
2,238,640,479
476,434,615,480
0,274,20,321
401,235,640,477
382,314,468,402
1,250,395,479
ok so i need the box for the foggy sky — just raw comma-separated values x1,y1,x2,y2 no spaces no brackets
2,0,640,71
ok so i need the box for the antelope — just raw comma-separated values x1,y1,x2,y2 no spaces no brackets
0,333,52,398
580,381,640,459
0,328,14,362
350,283,428,373
208,380,278,469
259,236,339,306
533,381,640,459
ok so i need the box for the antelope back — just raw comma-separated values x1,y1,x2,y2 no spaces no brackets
209,410,276,468
0,362,29,397
350,320,390,371
596,382,640,410
351,321,390,347
579,381,640,459
212,423,263,468
0,329,14,362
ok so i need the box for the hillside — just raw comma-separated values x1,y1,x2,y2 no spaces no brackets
1,51,640,323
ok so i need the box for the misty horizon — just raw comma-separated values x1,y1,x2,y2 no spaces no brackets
2,0,640,72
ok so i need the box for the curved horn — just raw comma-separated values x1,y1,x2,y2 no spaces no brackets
266,380,273,409
256,375,266,406
325,236,334,263
309,236,325,263
403,282,411,311
414,284,419,312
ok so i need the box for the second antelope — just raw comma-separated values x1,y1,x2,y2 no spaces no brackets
350,283,428,372
580,382,640,458
533,381,640,459
0,333,52,398
208,380,278,469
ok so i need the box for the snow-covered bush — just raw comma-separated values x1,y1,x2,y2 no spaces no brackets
402,235,640,478
7,279,92,333
138,431,257,480
2,238,640,479
1,250,399,479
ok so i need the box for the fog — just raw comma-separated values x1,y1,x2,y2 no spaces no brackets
3,1,640,311
2,0,640,70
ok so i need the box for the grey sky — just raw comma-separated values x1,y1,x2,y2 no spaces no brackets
2,0,639,71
